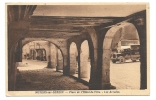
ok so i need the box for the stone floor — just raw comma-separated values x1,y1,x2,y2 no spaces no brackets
16,59,88,91
16,59,140,90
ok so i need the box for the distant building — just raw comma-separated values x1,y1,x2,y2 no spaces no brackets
116,40,140,53
22,41,51,61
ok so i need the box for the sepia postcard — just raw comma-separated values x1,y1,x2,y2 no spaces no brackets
6,2,150,96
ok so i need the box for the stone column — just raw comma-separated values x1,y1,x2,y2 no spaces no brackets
80,53,90,78
60,45,69,75
77,47,81,79
70,46,77,75
63,52,69,75
47,55,52,68
50,44,57,68
54,48,57,68
8,29,28,91
85,27,99,89
101,27,120,89
7,5,36,91
47,42,52,68
56,49,63,70
89,48,99,89
15,40,22,62
8,57,17,91
102,49,111,89
132,17,147,89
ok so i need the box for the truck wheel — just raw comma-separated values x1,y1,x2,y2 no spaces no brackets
112,60,116,63
119,56,125,63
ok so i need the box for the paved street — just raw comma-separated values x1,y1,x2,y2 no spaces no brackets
110,60,140,89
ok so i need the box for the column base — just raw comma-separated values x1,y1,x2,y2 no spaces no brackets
70,67,77,75
102,83,116,90
63,66,70,76
47,62,52,68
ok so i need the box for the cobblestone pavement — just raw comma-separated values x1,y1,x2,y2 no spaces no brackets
110,60,140,90
16,60,88,90
17,59,140,90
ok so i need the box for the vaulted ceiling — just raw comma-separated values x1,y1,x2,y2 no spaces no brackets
26,5,146,40
28,16,123,39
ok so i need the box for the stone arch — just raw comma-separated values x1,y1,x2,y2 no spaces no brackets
85,27,103,89
22,39,64,70
67,33,94,82
85,26,98,49
69,42,78,76
102,22,140,89
80,40,91,82
77,33,94,75
22,39,61,50
22,40,63,58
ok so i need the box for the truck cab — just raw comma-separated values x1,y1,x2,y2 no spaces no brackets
111,44,140,63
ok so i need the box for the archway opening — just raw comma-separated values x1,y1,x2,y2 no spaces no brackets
80,40,91,82
20,41,49,70
20,40,64,71
69,42,78,77
103,22,140,89
15,40,65,90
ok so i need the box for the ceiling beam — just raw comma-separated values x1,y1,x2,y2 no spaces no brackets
26,30,82,39
30,16,115,27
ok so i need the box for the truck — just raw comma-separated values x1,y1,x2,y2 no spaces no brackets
111,44,140,63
